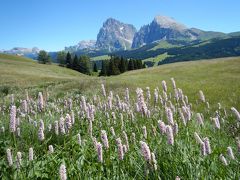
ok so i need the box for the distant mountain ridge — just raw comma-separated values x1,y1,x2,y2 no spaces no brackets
65,40,96,52
132,15,229,48
0,47,40,59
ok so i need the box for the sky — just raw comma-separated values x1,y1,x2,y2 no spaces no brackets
0,0,240,51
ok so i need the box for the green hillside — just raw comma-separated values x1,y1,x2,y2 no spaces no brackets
0,54,95,95
0,54,240,109
114,37,240,66
0,54,240,179
90,55,111,61
106,57,240,109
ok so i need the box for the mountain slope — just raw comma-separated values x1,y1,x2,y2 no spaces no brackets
159,36,240,65
114,36,240,66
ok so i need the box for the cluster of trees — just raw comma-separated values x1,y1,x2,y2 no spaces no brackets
37,50,146,76
57,51,92,75
37,50,52,64
99,55,145,76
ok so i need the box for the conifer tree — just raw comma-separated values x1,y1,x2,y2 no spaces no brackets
133,60,137,69
57,51,66,66
143,62,147,68
93,62,98,72
108,58,120,76
79,55,91,75
119,56,126,73
99,60,108,76
72,55,79,71
128,59,134,71
66,52,72,68
137,60,143,69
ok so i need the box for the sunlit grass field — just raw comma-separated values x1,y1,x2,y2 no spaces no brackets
0,54,239,179
1,54,240,109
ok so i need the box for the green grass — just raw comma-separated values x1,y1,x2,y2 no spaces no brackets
143,52,171,66
91,55,110,61
1,54,240,109
107,57,240,109
148,40,181,51
0,54,239,179
0,54,97,96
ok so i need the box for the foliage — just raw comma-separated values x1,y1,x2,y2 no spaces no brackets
79,55,91,75
128,59,134,71
56,51,66,66
99,61,108,76
65,52,72,68
98,56,144,76
93,62,98,72
72,55,79,71
37,50,51,64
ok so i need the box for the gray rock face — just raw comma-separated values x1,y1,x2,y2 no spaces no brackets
132,15,200,48
65,40,96,52
96,18,137,51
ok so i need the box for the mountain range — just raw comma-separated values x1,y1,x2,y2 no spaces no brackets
1,15,240,61
65,15,237,53
0,47,40,59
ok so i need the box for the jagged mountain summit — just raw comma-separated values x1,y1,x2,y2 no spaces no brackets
132,15,198,48
153,15,187,31
132,15,227,48
65,40,96,52
96,18,137,51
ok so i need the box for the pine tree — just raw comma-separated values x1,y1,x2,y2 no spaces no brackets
133,60,138,69
99,60,108,76
93,62,98,72
57,51,66,66
79,55,91,75
128,59,134,71
72,55,79,71
137,60,143,69
125,60,129,71
66,52,72,68
108,58,120,76
119,56,126,73
143,62,147,68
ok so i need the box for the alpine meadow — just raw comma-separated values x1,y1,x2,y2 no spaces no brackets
0,0,240,179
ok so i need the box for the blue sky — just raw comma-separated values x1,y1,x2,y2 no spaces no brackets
1,0,240,51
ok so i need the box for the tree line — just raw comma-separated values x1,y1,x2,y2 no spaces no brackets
99,55,146,76
37,50,146,76
37,50,92,75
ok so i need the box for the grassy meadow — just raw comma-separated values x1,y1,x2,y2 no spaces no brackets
0,54,239,179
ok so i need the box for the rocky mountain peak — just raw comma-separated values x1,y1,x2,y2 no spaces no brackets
103,18,119,26
96,18,137,51
153,15,187,31
64,40,96,52
132,15,199,48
